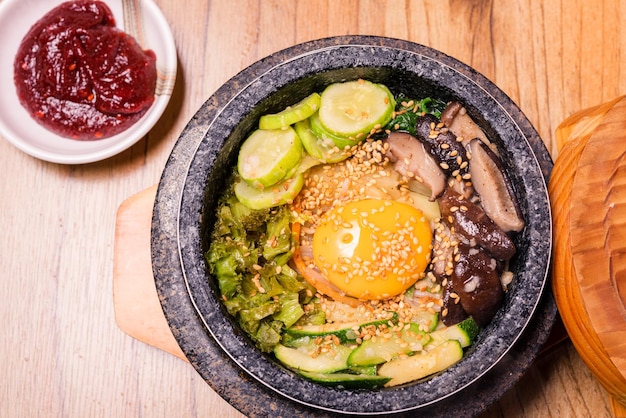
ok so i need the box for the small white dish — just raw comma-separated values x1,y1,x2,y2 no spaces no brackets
0,0,177,164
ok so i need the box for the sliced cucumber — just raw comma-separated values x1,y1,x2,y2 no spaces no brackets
298,371,391,389
411,310,439,332
309,111,360,150
237,127,303,189
234,173,304,210
294,153,323,174
274,341,353,373
294,118,349,163
347,323,431,367
318,79,395,140
280,153,322,187
259,93,321,130
427,317,479,350
284,315,396,344
378,340,463,387
348,365,378,376
457,316,480,341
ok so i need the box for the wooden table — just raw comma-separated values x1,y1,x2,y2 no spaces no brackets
1,1,623,417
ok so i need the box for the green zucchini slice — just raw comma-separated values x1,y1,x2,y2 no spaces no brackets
317,79,395,140
259,93,321,130
237,127,302,189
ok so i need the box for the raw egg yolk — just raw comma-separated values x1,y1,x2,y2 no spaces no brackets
312,199,432,300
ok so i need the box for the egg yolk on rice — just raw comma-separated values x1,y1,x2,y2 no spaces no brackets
290,139,437,303
312,198,432,300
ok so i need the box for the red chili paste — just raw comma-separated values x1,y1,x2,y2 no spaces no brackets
13,0,157,140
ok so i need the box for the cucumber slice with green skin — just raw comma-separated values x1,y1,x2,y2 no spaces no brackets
411,310,439,332
378,339,464,387
457,316,480,341
259,93,322,130
318,79,395,140
294,118,349,163
237,127,303,189
284,315,397,344
298,371,391,389
347,323,432,367
280,334,314,348
427,317,479,349
274,341,353,373
348,365,378,376
284,153,322,180
234,173,304,210
309,111,361,150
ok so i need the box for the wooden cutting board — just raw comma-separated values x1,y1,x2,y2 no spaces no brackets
550,95,626,415
112,184,186,361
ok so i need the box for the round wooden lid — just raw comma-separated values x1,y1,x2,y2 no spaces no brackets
550,95,626,413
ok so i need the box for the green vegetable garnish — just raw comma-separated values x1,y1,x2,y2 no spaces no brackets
385,96,447,136
206,177,314,352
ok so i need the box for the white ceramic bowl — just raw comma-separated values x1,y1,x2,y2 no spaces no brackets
0,0,177,164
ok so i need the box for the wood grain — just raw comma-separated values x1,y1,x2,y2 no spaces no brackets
550,96,626,413
2,0,625,417
113,185,187,361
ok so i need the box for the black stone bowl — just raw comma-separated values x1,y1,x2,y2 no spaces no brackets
151,36,556,417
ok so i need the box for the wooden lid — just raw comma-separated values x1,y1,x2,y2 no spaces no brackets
550,95,626,413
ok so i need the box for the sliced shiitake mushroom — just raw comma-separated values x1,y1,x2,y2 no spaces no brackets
441,277,470,326
439,187,516,261
467,138,525,233
415,113,471,181
385,131,446,200
440,101,490,147
450,242,504,327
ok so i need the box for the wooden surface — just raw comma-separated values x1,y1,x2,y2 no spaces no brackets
2,1,625,417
